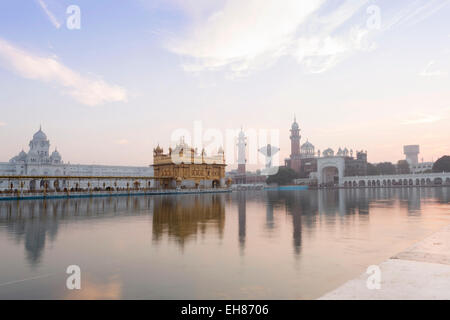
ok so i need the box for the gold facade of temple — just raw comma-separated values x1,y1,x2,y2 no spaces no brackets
153,138,227,189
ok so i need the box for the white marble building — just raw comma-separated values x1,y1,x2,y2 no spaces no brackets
0,127,154,191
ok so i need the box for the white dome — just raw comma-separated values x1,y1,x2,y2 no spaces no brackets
51,150,61,158
33,127,47,140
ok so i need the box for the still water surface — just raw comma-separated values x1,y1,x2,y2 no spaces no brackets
1,188,450,299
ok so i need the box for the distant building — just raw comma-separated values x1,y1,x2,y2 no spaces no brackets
285,116,302,173
152,138,227,189
0,127,153,178
404,145,420,165
237,128,246,175
344,150,368,177
402,145,434,173
410,162,434,173
298,140,317,178
226,169,266,185
316,148,368,186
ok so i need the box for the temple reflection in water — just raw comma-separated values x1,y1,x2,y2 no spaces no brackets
0,187,449,267
152,194,226,246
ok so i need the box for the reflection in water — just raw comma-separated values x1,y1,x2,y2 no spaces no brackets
152,194,225,246
238,192,246,251
1,187,450,299
0,197,155,266
265,201,274,230
1,188,449,266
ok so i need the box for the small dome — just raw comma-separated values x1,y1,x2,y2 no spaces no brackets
51,149,61,159
301,140,314,149
291,121,299,130
33,127,47,140
323,148,334,157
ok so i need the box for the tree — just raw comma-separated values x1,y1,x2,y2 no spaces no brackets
266,166,298,185
367,163,379,175
432,156,450,173
396,160,410,174
376,162,396,175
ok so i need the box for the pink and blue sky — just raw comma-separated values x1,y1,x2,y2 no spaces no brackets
0,0,449,167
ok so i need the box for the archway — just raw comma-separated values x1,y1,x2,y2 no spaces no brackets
434,178,443,185
29,180,37,191
317,157,345,187
40,179,51,191
322,167,339,186
212,180,220,188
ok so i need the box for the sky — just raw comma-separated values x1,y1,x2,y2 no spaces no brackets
0,0,449,169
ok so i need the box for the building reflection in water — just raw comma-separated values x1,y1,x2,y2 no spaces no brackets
265,200,274,230
237,192,246,252
1,187,449,268
152,194,225,247
0,196,155,266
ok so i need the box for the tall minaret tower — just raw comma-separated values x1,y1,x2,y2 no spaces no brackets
290,115,301,157
289,116,302,173
237,128,246,175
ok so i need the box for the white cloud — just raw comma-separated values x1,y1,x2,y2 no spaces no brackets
36,0,61,29
382,0,450,31
402,113,444,125
0,38,128,106
419,60,447,77
165,0,447,77
166,0,372,76
115,139,129,145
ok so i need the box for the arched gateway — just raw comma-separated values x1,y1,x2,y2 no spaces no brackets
317,157,345,186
